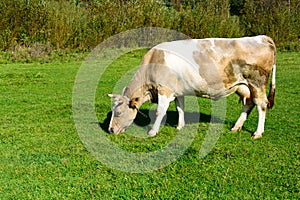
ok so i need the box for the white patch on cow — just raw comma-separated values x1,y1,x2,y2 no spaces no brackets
210,39,215,48
155,40,200,69
253,35,264,44
161,50,207,95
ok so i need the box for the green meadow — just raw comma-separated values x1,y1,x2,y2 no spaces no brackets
0,51,299,199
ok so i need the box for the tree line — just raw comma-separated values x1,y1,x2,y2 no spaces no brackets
0,0,299,61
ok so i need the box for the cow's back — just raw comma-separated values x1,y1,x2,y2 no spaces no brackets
139,36,276,98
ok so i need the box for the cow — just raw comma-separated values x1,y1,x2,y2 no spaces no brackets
108,35,276,139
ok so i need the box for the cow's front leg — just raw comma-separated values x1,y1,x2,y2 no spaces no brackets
175,96,185,130
148,93,175,136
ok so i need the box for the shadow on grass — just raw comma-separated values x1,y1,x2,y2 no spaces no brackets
97,109,226,134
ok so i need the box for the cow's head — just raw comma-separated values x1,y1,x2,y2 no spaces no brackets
108,94,138,134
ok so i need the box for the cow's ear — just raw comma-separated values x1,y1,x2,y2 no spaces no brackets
129,97,139,109
122,87,129,95
108,94,122,99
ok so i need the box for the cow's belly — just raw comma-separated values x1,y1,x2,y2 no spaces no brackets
161,67,242,100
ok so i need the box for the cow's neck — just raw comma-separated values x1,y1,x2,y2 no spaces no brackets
123,72,152,109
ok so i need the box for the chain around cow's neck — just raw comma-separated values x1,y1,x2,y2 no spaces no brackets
137,109,148,119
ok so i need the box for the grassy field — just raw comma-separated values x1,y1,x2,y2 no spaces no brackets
0,51,299,199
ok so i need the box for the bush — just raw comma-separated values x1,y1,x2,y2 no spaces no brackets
0,0,299,62
241,0,300,47
176,0,244,38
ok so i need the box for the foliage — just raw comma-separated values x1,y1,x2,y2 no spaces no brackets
241,0,300,49
0,0,300,62
229,0,246,15
172,0,244,38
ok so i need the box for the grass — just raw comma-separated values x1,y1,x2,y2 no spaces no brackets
0,52,299,199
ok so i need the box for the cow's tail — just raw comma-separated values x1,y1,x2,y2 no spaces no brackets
267,63,276,109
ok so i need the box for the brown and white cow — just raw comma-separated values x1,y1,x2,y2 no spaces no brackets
108,35,276,139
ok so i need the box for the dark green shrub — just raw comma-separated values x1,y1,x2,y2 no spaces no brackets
241,0,300,48
0,0,299,62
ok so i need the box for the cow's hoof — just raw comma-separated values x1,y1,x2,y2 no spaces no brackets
231,126,241,132
252,134,262,139
148,130,157,137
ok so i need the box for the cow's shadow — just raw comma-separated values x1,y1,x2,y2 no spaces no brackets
98,109,225,133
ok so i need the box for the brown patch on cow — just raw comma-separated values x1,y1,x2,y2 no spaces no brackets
267,88,275,109
225,59,268,88
223,61,238,86
195,39,242,90
196,40,211,51
214,39,239,52
129,97,140,109
143,49,165,65
157,85,173,98
193,51,224,90
242,63,268,88
248,85,258,99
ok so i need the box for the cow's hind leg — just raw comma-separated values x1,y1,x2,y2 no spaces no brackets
252,95,268,139
232,84,254,132
231,102,254,132
175,96,185,130
148,92,175,136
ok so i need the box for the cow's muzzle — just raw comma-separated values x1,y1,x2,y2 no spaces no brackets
108,127,125,134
